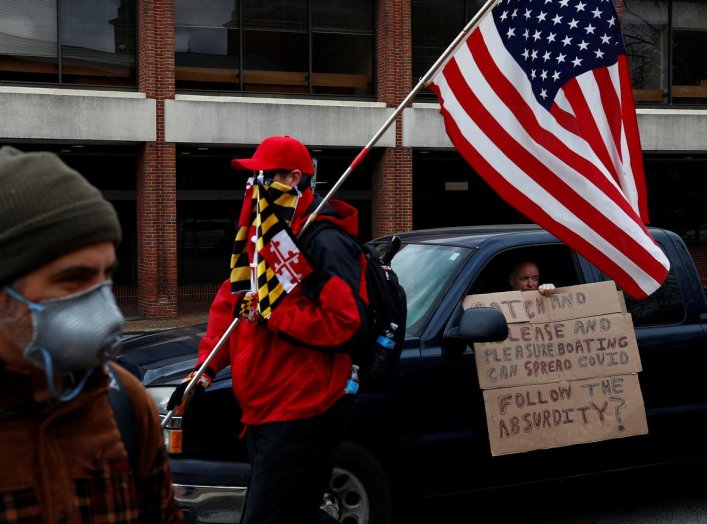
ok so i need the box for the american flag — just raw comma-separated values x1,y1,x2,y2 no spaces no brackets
429,0,670,299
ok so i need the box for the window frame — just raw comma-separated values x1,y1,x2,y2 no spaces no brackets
0,0,138,88
174,0,375,96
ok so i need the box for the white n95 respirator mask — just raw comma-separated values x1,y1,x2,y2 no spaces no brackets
3,281,124,400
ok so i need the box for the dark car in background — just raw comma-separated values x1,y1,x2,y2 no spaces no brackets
118,225,707,524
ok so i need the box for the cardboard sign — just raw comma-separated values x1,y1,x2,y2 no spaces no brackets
466,281,648,456
473,312,641,388
483,374,648,456
463,290,528,323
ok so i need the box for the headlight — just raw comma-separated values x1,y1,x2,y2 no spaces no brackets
148,386,184,454
147,386,177,414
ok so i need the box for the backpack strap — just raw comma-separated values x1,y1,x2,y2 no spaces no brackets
296,219,369,355
106,362,137,472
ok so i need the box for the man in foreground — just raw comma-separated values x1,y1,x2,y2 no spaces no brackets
0,146,182,523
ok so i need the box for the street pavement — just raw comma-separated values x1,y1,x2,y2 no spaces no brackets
120,300,210,335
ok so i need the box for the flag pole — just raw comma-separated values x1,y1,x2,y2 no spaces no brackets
161,316,240,429
299,0,500,236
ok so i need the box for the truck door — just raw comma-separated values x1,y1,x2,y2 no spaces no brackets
585,232,707,462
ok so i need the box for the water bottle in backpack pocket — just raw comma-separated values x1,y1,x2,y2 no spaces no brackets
367,322,399,380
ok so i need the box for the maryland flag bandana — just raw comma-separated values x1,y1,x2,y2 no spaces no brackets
229,176,313,319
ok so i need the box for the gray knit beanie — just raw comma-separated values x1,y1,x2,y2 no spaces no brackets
0,146,122,286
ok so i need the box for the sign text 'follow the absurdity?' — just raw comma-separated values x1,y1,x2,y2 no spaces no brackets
483,374,648,456
464,281,648,456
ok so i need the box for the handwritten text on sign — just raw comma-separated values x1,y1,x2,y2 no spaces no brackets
463,281,623,324
473,312,640,388
483,374,648,456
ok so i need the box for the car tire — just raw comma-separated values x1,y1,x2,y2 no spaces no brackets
323,441,393,524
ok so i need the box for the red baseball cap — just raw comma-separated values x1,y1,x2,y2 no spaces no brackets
231,136,314,175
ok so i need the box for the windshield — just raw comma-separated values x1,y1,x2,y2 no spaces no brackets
390,243,472,337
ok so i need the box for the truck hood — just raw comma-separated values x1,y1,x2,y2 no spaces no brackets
117,324,206,386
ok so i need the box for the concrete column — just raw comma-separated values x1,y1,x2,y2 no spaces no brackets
137,0,177,318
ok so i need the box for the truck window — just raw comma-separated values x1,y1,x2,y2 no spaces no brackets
469,245,581,295
620,270,685,326
391,243,471,337
591,241,685,327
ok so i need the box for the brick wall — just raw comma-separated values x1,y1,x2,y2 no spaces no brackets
373,0,414,238
372,148,413,237
137,0,177,318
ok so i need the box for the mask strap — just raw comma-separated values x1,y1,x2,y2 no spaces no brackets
25,345,94,402
27,346,59,397
58,369,95,402
3,286,45,313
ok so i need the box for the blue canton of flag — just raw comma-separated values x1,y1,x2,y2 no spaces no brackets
494,0,625,109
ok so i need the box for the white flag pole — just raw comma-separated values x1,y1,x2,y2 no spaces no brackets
299,0,500,237
161,315,240,429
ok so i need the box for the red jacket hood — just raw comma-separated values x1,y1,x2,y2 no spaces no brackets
291,190,359,240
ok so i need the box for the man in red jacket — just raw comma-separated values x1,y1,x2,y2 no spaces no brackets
169,136,367,524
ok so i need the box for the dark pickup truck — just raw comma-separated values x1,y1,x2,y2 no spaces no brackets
118,224,707,524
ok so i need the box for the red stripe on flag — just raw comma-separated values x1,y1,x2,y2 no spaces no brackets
549,104,579,137
594,66,623,166
618,55,650,222
558,79,619,183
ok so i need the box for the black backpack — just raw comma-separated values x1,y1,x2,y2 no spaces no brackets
299,223,407,385
357,239,407,384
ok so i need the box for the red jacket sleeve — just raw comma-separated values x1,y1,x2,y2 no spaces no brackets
267,274,361,348
267,225,365,349
196,279,236,374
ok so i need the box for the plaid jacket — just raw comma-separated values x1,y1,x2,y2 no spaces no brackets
0,363,182,524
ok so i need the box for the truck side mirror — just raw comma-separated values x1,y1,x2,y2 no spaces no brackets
457,307,508,342
443,306,508,357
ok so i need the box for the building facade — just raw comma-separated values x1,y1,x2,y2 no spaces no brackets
1,0,705,318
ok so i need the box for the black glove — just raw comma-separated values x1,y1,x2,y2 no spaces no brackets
166,369,213,413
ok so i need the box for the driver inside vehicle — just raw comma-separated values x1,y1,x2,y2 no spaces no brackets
508,260,556,297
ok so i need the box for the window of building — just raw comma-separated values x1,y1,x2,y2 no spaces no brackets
412,0,485,96
412,150,525,229
624,0,707,105
0,0,137,87
643,154,707,245
175,0,374,96
311,1,374,95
